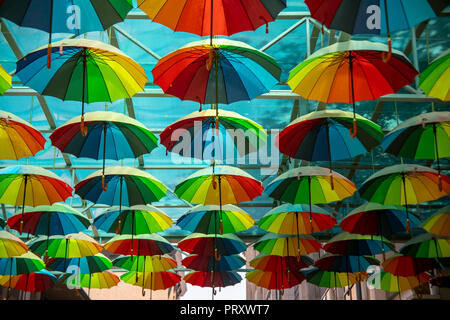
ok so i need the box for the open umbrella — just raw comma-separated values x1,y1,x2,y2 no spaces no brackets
0,269,57,294
152,38,281,106
137,0,287,36
182,254,245,272
178,233,247,259
249,253,314,272
287,40,418,136
339,202,421,236
246,269,305,293
252,233,322,259
0,64,11,95
50,111,158,190
113,254,176,273
0,110,46,160
419,49,449,101
121,270,181,299
184,270,242,298
359,164,450,232
304,267,368,288
399,233,450,258
0,251,45,276
276,110,384,164
63,271,120,297
0,165,73,234
380,111,450,185
382,254,441,277
176,204,254,235
160,109,267,161
46,253,112,274
0,230,29,258
93,205,173,235
305,0,446,60
369,270,431,299
15,39,148,135
422,205,450,237
0,0,133,68
103,234,174,259
315,253,380,273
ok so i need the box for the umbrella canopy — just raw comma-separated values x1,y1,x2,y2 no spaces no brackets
252,233,322,257
174,165,263,205
50,111,158,181
121,270,181,290
382,254,441,277
160,109,267,160
103,234,174,257
137,0,287,36
276,110,384,162
75,166,167,207
178,233,247,257
184,270,242,288
287,40,417,135
152,38,281,105
399,233,450,258
15,39,148,135
0,110,46,160
27,233,102,258
257,203,337,235
265,166,356,205
0,64,11,95
422,205,450,237
0,252,45,275
182,254,245,272
6,203,90,237
369,270,431,294
93,205,173,235
249,253,314,272
315,253,380,273
46,253,112,274
323,232,396,257
304,268,368,288
0,230,29,258
419,49,449,101
113,254,177,273
64,271,120,290
339,202,421,236
246,269,306,291
176,204,254,235
0,269,57,292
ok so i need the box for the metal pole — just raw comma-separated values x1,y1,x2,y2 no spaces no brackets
410,26,420,89
306,18,311,57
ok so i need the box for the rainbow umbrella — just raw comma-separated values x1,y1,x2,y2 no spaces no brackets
184,270,242,298
0,230,29,258
305,0,446,60
249,253,314,272
419,49,449,101
152,38,281,106
0,165,73,234
121,271,181,298
246,269,305,293
176,204,254,235
0,64,11,95
258,203,337,235
93,205,173,235
304,268,368,288
75,166,167,208
382,254,441,277
339,202,421,236
0,110,46,160
359,164,450,232
380,111,450,184
265,166,356,205
64,271,120,297
369,270,431,299
252,233,322,259
113,254,176,273
50,111,158,190
160,109,267,161
6,203,90,237
0,0,133,68
287,40,418,136
178,233,247,260
27,233,103,259
315,253,380,273
103,234,174,259
276,110,384,164
399,233,450,259
0,269,57,295
182,254,245,272
0,252,45,276
46,253,112,274
137,0,286,36
15,39,148,135
422,205,450,237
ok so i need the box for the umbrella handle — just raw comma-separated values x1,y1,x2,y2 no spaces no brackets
214,249,221,261
349,119,357,138
219,219,223,235
19,219,23,235
116,220,121,234
259,16,269,33
438,174,443,192
142,287,145,297
80,115,88,137
206,48,215,71
382,37,392,63
102,175,108,192
47,44,52,69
